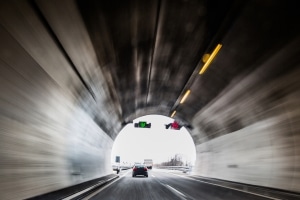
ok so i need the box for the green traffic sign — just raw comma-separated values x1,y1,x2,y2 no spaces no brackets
139,121,147,128
134,121,151,128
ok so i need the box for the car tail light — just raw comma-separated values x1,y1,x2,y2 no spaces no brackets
133,167,137,171
144,167,147,171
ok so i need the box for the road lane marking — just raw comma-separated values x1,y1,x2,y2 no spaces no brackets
165,184,187,197
167,172,281,200
82,170,131,200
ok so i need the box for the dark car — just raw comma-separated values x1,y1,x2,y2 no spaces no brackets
132,164,148,177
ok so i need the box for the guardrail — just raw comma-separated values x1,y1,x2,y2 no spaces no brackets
120,166,132,170
155,165,192,172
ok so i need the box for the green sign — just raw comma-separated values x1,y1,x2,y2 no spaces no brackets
139,121,147,128
134,121,151,128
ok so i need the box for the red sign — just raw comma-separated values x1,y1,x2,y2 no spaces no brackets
171,121,180,129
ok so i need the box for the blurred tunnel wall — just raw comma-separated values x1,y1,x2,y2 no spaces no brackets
0,1,120,199
191,38,300,192
0,32,114,200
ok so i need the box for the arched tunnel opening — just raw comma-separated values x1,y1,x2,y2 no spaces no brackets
111,115,196,170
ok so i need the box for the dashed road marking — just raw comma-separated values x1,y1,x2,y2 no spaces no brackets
165,184,187,197
82,170,131,200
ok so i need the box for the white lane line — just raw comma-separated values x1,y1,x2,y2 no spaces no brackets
168,172,281,200
165,184,187,197
82,170,131,200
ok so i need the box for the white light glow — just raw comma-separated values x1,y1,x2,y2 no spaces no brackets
111,115,196,166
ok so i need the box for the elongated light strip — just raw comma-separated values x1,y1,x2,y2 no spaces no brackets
199,44,222,74
171,110,176,118
180,90,191,104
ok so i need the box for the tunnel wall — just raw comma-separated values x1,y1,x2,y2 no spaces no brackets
0,47,114,200
192,45,300,192
0,2,119,199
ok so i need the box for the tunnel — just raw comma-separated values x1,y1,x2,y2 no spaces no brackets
0,0,300,199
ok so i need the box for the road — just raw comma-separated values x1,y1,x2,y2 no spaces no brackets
84,169,276,200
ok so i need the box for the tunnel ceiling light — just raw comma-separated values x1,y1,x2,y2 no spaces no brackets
199,44,222,74
180,90,191,104
170,110,176,118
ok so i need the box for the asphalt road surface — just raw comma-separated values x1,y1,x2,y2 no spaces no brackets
84,169,277,200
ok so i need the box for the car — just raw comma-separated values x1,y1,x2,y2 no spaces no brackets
132,164,148,177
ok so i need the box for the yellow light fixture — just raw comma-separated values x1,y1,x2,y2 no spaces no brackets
202,53,210,63
170,110,176,118
199,44,222,74
180,90,191,104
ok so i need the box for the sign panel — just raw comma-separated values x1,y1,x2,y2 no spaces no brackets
134,121,151,128
165,121,182,130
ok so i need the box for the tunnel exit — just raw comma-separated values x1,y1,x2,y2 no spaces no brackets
111,115,196,168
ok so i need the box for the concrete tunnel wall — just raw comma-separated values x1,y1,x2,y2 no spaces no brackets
191,39,300,192
0,47,115,200
0,2,120,199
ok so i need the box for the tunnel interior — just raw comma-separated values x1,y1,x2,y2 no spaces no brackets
0,0,300,199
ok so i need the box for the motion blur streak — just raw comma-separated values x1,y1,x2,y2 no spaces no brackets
0,0,300,199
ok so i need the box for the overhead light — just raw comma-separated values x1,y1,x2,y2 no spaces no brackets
170,110,176,118
199,44,222,74
202,53,210,63
180,90,191,104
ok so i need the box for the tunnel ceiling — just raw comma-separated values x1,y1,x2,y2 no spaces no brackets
66,0,298,122
74,0,298,124
2,0,298,137
78,0,297,121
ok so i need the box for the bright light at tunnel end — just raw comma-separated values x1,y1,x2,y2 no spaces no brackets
111,115,196,166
